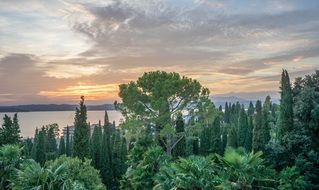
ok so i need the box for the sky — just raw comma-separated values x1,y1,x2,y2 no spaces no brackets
0,0,318,105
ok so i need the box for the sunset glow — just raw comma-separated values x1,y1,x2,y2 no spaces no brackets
1,0,319,105
39,83,119,101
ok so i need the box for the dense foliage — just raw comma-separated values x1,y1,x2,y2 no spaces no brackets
1,70,318,189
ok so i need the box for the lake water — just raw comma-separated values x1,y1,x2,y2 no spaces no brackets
0,111,123,138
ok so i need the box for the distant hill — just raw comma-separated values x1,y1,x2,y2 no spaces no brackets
211,95,280,108
0,104,115,112
211,96,251,108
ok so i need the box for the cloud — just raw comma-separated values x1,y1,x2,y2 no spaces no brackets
1,0,319,104
44,62,108,79
39,83,119,101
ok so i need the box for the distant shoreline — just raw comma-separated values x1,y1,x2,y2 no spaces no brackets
0,104,115,112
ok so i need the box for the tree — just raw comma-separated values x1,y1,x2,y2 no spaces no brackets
211,116,222,154
45,123,58,161
118,71,209,145
31,128,39,160
237,107,248,148
278,69,294,139
0,114,21,145
65,126,71,156
246,116,253,152
221,123,229,153
238,106,253,151
90,125,102,169
263,96,272,145
227,126,237,148
248,101,255,116
224,102,230,123
278,166,306,190
100,119,114,189
172,113,186,157
34,126,46,165
253,100,265,152
22,138,33,159
59,137,66,155
73,96,90,160
12,113,21,143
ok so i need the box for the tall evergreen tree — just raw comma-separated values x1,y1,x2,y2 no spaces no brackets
59,137,66,155
221,124,229,153
252,100,264,152
100,111,114,189
278,69,294,139
31,128,39,160
90,125,102,169
227,126,237,148
173,114,186,157
0,114,21,145
237,107,249,149
45,124,58,160
73,96,90,159
35,126,46,165
211,116,222,154
22,138,33,158
200,125,211,155
112,130,127,188
248,101,255,116
263,96,272,145
65,126,71,156
224,102,230,123
246,116,253,152
12,113,21,143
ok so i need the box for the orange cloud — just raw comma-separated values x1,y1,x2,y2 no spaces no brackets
38,83,119,101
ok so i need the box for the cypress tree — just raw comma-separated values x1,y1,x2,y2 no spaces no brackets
90,125,102,169
278,69,294,139
0,115,12,146
237,107,249,148
59,137,66,155
224,102,230,123
31,128,39,160
192,138,199,155
221,124,229,153
73,96,90,159
227,126,237,148
248,101,255,116
22,138,33,158
218,105,223,112
36,126,46,165
252,100,264,152
173,114,186,157
211,116,222,154
246,116,253,152
199,125,211,155
101,112,114,188
263,96,271,145
12,113,21,143
112,130,126,188
46,124,58,158
65,126,71,156
104,110,109,126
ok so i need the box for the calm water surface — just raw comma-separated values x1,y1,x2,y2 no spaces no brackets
0,111,123,138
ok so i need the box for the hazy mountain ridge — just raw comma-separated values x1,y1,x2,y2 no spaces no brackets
211,95,280,108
